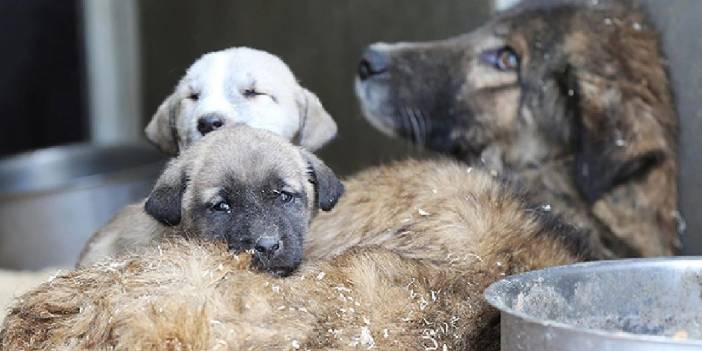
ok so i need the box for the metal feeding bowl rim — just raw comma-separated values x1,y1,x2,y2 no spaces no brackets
0,142,165,198
484,256,702,346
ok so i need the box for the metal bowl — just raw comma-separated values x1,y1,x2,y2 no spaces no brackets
485,258,702,351
0,143,166,270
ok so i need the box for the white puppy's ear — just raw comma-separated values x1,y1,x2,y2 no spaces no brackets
296,89,337,151
145,93,180,155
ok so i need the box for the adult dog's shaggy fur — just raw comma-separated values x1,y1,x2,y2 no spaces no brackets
146,47,337,154
356,0,678,257
78,125,344,274
1,161,591,351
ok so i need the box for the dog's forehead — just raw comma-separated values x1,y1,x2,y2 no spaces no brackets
202,156,307,196
462,26,508,53
184,52,221,82
190,127,308,190
229,52,299,93
495,2,594,35
229,48,296,77
186,48,298,88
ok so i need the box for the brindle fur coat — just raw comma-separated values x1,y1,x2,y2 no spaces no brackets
355,0,678,257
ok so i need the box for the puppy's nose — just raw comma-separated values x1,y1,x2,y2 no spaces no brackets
197,114,225,135
254,237,281,259
358,47,389,80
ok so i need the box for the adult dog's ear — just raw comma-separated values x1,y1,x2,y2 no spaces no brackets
567,66,669,203
296,88,338,151
301,150,344,211
144,159,187,226
145,93,180,155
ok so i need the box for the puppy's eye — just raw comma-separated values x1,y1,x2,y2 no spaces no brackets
480,46,520,71
211,201,231,213
243,88,266,98
188,92,200,101
275,190,295,204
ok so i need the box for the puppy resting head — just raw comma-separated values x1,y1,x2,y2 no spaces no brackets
144,125,344,276
146,47,337,155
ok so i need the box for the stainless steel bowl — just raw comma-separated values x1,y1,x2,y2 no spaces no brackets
0,143,166,270
485,258,702,351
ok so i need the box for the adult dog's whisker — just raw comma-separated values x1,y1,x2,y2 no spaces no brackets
398,106,417,145
407,107,420,145
407,107,422,145
408,107,424,148
412,108,428,146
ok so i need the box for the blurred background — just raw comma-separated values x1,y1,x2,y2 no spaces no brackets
0,0,700,270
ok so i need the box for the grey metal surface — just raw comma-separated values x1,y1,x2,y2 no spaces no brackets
639,0,702,255
0,144,165,270
82,0,143,145
485,258,702,350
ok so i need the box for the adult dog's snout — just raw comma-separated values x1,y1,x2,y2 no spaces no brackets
359,47,390,80
197,114,225,135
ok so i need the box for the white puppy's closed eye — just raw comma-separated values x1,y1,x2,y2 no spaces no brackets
145,47,337,155
243,87,267,99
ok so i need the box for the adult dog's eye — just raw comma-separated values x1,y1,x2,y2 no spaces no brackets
480,47,519,71
188,92,200,101
243,88,266,98
211,201,231,213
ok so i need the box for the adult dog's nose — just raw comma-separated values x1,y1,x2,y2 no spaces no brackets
197,114,225,135
254,237,281,259
358,47,390,80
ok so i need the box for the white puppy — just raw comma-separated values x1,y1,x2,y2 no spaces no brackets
145,47,337,154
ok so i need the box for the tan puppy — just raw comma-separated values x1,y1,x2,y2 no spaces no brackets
78,125,344,274
146,47,337,154
1,160,592,351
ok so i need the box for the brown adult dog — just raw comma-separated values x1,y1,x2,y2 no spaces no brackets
355,0,678,257
1,160,592,351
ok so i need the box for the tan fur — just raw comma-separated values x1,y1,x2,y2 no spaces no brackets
78,202,161,266
1,160,587,350
78,125,318,267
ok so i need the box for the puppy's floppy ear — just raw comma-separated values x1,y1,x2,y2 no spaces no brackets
145,92,180,155
144,158,187,226
301,150,344,211
296,88,338,151
566,66,670,203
